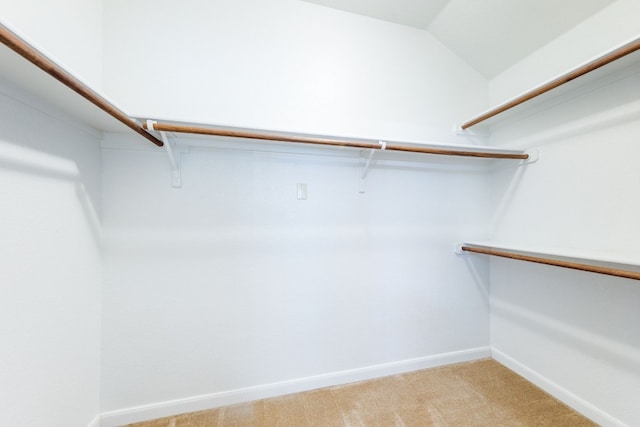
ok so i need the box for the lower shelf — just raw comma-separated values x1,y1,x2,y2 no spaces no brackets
457,241,640,281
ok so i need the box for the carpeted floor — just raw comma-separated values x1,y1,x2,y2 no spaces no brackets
125,359,596,426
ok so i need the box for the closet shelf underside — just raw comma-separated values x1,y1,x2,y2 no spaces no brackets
0,20,524,162
460,241,640,281
140,119,529,161
461,35,640,131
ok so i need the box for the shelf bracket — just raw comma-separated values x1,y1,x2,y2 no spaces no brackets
454,243,467,255
524,149,539,164
147,120,186,188
359,141,386,193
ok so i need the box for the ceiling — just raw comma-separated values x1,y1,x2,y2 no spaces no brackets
301,0,615,78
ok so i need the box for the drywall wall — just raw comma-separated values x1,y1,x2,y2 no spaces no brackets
99,2,494,423
99,135,493,423
0,0,103,90
0,80,102,427
489,0,640,105
486,44,640,425
103,0,487,145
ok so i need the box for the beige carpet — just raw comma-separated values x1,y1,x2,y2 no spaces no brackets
126,359,596,426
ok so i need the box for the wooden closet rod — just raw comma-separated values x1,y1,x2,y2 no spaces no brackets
461,245,640,281
461,37,640,129
0,23,163,147
142,122,529,160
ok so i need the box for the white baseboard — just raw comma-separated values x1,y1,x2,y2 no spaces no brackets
100,347,490,427
492,348,626,427
87,414,101,427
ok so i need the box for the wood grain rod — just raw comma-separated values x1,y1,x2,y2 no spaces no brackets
461,38,640,129
0,23,163,147
143,122,529,160
461,245,640,281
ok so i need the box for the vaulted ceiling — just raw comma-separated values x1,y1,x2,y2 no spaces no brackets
300,0,615,78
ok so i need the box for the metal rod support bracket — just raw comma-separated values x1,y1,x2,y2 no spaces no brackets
147,120,186,188
454,243,467,255
358,141,386,193
524,149,539,164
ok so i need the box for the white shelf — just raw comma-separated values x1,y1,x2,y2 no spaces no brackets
461,35,640,131
140,118,530,163
0,21,163,148
0,33,530,165
460,240,640,276
0,37,130,133
0,22,531,169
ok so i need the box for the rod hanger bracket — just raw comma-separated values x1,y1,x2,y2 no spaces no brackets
359,141,386,193
147,120,187,188
454,243,467,255
452,124,466,135
524,149,539,164
452,123,488,138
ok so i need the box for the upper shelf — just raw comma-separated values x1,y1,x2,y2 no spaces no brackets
460,35,640,131
0,22,162,146
0,20,527,162
0,20,548,163
141,119,529,161
0,18,529,160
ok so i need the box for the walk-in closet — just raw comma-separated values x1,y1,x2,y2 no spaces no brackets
1,1,639,426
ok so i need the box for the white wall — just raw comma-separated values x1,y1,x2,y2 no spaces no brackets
103,0,487,144
486,16,640,426
489,0,640,105
99,2,494,422
0,0,103,90
0,2,104,426
0,80,102,427
99,135,493,422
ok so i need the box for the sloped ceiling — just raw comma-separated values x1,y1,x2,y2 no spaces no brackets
301,0,615,78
